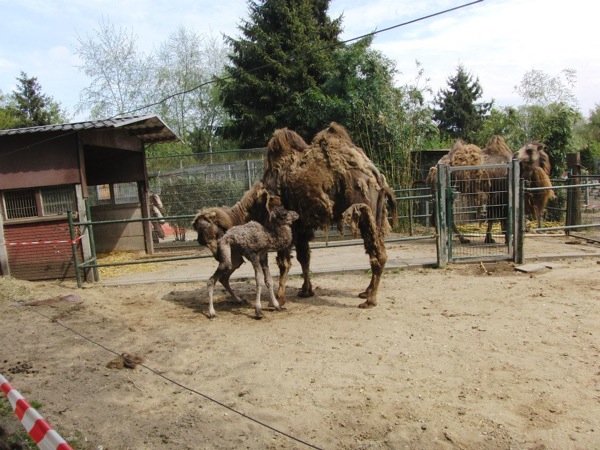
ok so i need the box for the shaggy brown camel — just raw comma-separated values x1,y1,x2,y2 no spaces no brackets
516,141,555,225
427,136,512,244
427,140,491,243
207,206,299,319
192,182,281,302
262,122,398,308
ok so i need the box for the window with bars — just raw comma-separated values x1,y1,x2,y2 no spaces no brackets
87,182,139,206
2,186,76,220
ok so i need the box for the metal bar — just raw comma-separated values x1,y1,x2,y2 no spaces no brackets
76,214,196,226
524,183,600,192
85,199,99,281
569,233,600,244
435,163,448,267
68,211,82,289
532,223,600,231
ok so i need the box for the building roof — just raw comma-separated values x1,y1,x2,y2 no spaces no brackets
0,115,180,144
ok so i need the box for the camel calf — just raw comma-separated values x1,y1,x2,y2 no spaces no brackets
206,206,299,319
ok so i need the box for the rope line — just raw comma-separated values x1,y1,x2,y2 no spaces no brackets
1,236,82,246
27,308,324,450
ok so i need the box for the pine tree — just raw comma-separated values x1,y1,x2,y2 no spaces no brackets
433,65,492,141
10,72,66,127
219,0,342,147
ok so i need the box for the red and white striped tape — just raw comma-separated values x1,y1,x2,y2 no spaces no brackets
1,236,83,246
0,373,73,450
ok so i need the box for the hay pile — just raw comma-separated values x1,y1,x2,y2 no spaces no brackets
0,276,39,304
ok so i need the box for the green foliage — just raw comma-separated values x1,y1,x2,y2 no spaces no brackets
3,72,67,128
523,103,580,177
575,104,600,173
474,102,581,177
433,65,492,142
473,106,527,150
219,0,342,147
0,90,19,129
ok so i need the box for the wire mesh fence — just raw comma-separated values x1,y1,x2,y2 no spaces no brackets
529,175,600,243
443,164,514,261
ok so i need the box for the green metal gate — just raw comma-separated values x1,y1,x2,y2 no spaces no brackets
435,160,521,266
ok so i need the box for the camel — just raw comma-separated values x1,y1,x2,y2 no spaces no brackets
192,181,280,256
206,206,299,319
427,136,513,244
516,141,555,225
192,182,281,302
262,122,398,309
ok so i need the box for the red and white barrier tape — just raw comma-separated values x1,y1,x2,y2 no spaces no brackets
0,373,73,450
1,236,82,246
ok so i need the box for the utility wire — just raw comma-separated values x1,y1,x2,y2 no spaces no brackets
28,307,324,449
121,0,484,117
0,0,483,158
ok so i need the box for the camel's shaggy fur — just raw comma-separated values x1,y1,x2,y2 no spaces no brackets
206,206,299,319
516,141,555,224
262,122,398,308
192,182,281,302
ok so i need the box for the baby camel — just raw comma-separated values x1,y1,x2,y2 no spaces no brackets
206,206,299,319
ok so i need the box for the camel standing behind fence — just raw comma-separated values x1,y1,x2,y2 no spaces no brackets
516,141,555,225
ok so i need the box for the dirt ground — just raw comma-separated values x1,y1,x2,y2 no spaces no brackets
1,237,600,449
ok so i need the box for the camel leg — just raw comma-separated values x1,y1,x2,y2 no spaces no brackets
344,204,387,308
207,265,228,319
250,258,265,319
261,254,280,312
276,249,292,305
219,252,244,303
484,220,496,244
295,237,314,298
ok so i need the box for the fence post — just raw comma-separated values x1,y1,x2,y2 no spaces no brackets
246,159,252,190
514,163,525,264
435,164,448,267
566,152,582,235
68,211,83,288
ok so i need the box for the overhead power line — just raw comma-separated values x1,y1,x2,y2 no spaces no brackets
0,0,484,158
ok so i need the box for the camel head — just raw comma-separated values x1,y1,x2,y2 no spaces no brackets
268,206,299,227
517,141,550,175
192,209,231,256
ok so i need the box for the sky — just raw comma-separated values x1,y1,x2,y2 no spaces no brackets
1,0,598,123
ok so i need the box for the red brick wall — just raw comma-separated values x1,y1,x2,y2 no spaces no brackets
4,220,83,281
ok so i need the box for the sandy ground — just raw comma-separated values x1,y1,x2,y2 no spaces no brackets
1,236,600,450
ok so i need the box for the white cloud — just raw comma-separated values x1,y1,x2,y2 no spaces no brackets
0,0,598,120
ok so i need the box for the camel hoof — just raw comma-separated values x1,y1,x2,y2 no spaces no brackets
298,289,315,298
276,297,286,306
358,301,377,309
208,313,217,319
254,314,264,320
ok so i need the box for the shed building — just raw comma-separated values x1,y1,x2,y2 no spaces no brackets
0,115,179,281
